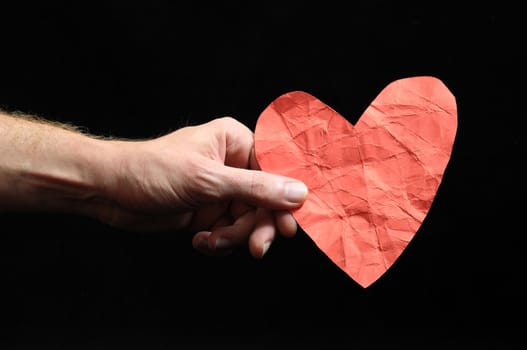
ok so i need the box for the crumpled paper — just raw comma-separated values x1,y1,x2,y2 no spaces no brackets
254,76,457,287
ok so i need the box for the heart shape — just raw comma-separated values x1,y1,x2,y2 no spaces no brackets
254,76,457,287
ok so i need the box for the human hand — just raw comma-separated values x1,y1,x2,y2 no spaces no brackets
93,117,308,258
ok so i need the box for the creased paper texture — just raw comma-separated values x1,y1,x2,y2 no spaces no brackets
254,76,457,287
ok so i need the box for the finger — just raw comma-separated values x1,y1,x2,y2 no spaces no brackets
213,116,255,169
230,201,253,219
189,202,229,232
192,231,215,255
212,215,233,230
207,209,256,252
274,210,298,238
208,117,309,210
192,231,232,257
215,164,308,210
192,215,233,256
248,208,276,259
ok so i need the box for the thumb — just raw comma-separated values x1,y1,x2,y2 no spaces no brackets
216,165,308,210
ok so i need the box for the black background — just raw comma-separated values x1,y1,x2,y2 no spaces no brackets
0,1,525,347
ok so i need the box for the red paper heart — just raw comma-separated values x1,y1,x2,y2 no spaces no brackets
254,76,457,287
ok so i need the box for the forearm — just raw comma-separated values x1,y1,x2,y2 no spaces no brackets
0,111,118,213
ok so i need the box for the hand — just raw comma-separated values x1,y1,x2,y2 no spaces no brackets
91,117,308,258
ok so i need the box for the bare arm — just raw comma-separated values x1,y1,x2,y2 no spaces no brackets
0,110,115,213
0,111,307,258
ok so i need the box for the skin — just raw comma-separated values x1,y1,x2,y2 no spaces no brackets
0,112,308,258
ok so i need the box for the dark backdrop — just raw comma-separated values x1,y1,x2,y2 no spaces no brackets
0,1,525,347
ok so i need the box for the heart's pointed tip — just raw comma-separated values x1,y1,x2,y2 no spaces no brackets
358,282,370,289
355,277,380,289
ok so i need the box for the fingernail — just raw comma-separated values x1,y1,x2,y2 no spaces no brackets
195,236,209,250
215,237,232,250
284,181,308,203
262,241,272,257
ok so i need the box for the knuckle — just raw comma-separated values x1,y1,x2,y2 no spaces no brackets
219,116,236,125
211,116,236,131
249,172,266,198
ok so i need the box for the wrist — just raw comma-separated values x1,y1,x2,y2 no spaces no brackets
0,116,120,214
